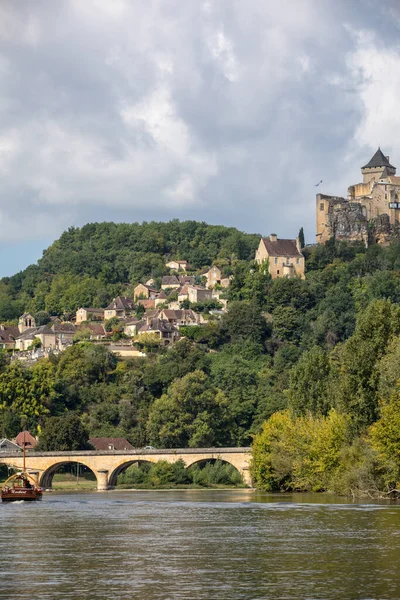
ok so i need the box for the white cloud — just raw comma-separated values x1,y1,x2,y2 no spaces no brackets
0,0,399,259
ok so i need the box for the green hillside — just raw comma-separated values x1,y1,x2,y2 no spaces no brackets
2,226,400,495
0,220,260,319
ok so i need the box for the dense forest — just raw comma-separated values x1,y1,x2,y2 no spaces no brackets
2,221,400,495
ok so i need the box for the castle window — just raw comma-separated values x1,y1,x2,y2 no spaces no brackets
385,194,387,199
319,203,324,211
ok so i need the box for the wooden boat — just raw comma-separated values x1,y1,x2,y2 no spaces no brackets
1,433,43,502
1,472,43,502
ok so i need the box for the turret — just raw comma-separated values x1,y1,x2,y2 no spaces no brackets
361,147,396,184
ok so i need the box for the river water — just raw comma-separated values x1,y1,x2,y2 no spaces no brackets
1,489,400,600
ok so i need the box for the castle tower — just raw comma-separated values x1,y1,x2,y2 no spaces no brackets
361,148,396,184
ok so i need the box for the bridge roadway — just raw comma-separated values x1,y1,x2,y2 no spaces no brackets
0,447,252,489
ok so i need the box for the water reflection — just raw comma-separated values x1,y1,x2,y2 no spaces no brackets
1,490,400,600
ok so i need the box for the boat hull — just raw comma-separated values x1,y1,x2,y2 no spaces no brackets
1,489,43,502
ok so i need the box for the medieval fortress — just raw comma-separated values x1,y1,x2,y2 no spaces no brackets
316,148,400,244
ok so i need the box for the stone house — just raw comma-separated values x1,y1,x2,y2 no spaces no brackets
165,260,189,271
123,318,142,337
76,307,104,324
161,275,181,290
158,309,200,327
0,324,20,350
187,285,213,303
255,234,305,279
15,325,57,351
134,283,158,301
52,322,76,349
138,318,180,345
203,266,222,289
76,323,107,340
137,298,156,310
155,291,167,307
178,285,189,303
178,275,195,286
104,296,135,319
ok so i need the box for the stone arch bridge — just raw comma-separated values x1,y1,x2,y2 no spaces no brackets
0,447,252,490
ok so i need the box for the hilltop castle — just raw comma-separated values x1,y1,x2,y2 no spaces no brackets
316,148,400,244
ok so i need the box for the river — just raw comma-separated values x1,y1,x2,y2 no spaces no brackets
1,489,400,599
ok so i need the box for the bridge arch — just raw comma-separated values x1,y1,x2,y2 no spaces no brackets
40,460,97,490
108,458,156,488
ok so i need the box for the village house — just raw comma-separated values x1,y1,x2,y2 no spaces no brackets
178,285,189,303
0,324,19,350
187,285,213,304
154,291,167,307
51,322,76,348
0,438,21,453
165,259,189,271
14,430,37,450
104,296,135,319
202,266,230,289
89,437,134,451
123,318,144,337
75,307,104,324
178,275,195,286
134,283,158,301
76,322,107,340
255,234,305,279
15,325,57,351
138,318,180,345
158,308,200,327
137,298,156,310
161,275,181,290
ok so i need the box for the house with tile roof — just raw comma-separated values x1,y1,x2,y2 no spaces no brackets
14,430,37,450
15,325,57,351
134,283,158,301
89,437,134,451
0,324,20,350
165,259,190,271
255,234,305,279
161,275,181,290
138,318,180,345
76,307,104,324
104,296,135,319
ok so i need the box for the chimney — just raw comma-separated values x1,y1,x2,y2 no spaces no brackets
296,237,302,253
269,233,277,242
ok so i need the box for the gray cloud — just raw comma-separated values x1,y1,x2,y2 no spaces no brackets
1,0,400,275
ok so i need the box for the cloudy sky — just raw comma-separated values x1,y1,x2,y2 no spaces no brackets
1,0,400,277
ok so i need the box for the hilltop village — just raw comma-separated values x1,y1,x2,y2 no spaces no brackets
0,236,305,360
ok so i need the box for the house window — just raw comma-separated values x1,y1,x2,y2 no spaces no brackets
319,203,324,211
108,444,115,450
274,258,278,264
385,194,388,200
296,258,299,264
277,270,280,274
